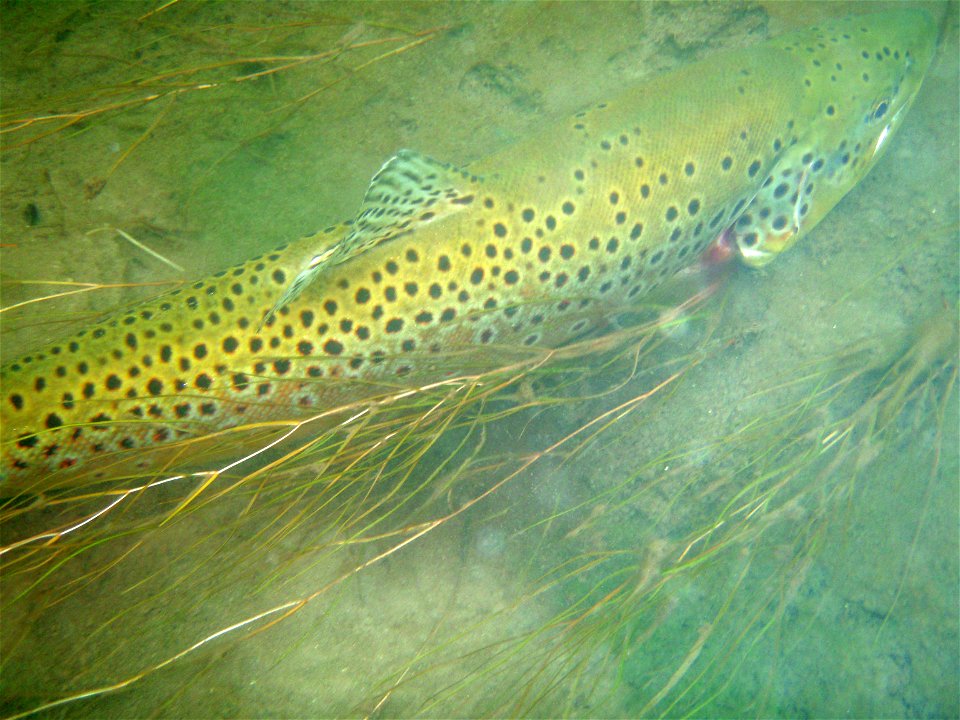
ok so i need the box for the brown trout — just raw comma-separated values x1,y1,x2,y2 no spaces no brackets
0,10,937,492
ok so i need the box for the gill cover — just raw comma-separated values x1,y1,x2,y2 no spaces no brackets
733,10,938,267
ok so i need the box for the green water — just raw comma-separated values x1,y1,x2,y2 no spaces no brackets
1,1,957,717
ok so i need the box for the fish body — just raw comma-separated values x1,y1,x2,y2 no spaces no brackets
0,10,937,491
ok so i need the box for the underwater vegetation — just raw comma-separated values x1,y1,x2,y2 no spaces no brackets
1,2,957,717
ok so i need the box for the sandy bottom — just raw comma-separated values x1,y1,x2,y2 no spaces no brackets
1,1,957,717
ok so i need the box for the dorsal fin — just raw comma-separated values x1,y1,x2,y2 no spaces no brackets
350,149,482,252
261,150,481,328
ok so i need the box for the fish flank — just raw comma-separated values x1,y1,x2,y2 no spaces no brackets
1,10,937,488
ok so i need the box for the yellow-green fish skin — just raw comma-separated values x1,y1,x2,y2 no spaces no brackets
0,10,937,492
729,9,938,265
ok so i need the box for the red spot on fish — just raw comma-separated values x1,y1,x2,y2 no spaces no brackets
702,226,736,267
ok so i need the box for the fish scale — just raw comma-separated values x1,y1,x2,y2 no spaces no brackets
0,10,937,492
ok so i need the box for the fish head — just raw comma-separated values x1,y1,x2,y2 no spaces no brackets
734,9,939,267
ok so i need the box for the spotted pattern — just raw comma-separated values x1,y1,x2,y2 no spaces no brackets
0,10,936,487
732,12,935,265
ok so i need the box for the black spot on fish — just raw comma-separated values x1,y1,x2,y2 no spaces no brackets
23,202,40,225
324,339,343,356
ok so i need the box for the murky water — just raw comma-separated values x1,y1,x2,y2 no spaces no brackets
1,2,957,717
